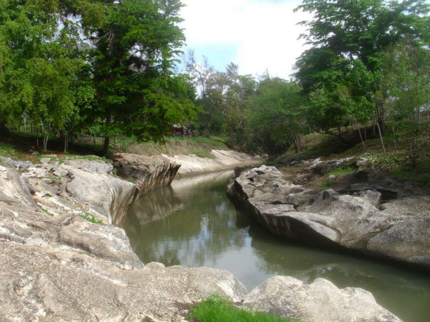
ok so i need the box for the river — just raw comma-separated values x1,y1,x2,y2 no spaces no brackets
119,170,430,322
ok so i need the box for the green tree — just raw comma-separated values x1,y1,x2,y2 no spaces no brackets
224,63,256,148
91,0,195,156
249,77,306,160
380,40,430,162
294,0,430,136
0,0,96,150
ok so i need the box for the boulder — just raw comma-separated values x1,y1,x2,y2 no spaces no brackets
242,276,401,322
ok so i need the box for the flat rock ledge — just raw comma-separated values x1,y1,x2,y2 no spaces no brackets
0,160,401,321
227,165,430,270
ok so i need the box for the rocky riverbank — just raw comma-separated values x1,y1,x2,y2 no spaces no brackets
227,160,430,271
162,149,264,176
0,154,402,321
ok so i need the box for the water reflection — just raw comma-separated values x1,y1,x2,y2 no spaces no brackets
120,171,430,322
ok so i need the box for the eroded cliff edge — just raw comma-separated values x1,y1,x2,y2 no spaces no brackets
227,163,430,270
0,155,402,321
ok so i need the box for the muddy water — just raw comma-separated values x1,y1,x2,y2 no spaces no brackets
120,171,430,322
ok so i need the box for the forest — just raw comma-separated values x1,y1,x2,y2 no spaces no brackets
0,0,429,161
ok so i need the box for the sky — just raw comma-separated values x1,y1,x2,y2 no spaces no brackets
179,0,312,80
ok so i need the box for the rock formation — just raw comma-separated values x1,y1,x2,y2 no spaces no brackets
227,165,430,270
242,276,401,322
0,157,403,321
162,149,263,176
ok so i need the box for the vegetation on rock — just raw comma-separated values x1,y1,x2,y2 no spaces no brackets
189,295,293,322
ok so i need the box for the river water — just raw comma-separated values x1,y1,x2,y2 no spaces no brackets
120,171,430,322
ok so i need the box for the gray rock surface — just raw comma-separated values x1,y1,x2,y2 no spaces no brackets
113,153,180,204
242,276,401,322
0,163,247,321
227,165,430,269
162,149,264,175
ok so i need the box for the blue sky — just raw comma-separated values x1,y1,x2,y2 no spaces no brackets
179,0,310,79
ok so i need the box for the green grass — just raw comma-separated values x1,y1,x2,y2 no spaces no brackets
189,295,293,322
0,141,24,159
328,166,355,177
391,157,430,191
128,135,229,157
190,150,214,159
318,179,334,190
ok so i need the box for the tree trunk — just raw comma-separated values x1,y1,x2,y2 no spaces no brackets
102,136,110,156
337,127,353,147
41,123,50,151
43,133,49,151
102,109,112,156
0,122,10,137
204,123,209,138
376,122,386,153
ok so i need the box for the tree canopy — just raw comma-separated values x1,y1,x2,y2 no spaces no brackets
0,0,198,154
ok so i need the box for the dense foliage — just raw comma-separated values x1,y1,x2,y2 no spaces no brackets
184,0,430,161
0,0,197,154
1,0,429,160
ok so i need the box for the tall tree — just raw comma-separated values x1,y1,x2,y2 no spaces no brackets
248,77,306,160
380,40,430,161
294,0,430,135
0,0,96,150
224,63,256,148
91,0,195,156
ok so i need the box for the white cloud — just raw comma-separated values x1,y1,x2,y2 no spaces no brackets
180,0,311,79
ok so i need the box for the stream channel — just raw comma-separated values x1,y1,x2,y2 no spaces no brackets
119,170,430,322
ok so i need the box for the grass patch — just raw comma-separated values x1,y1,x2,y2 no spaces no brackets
190,150,214,159
79,212,103,224
65,155,107,162
128,135,229,157
391,157,430,191
0,141,25,159
318,180,334,190
328,167,355,177
189,295,293,322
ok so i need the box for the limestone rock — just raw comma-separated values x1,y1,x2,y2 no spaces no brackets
227,165,430,270
242,276,401,322
0,162,248,321
161,149,264,175
0,241,247,321
61,162,136,224
62,158,113,173
113,153,180,199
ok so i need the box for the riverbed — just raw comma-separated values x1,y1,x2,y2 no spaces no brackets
120,170,430,322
